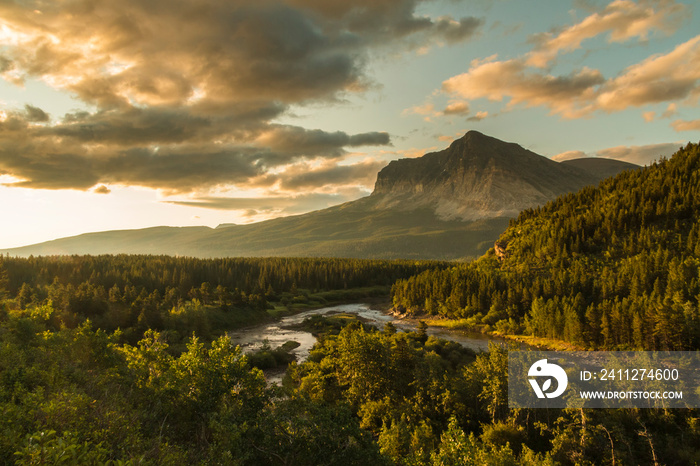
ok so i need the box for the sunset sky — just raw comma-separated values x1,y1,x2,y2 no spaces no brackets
1,0,699,248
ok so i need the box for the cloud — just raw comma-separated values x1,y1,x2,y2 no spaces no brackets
595,35,700,111
442,31,700,119
248,158,387,190
255,126,390,158
277,159,388,190
527,0,687,67
0,102,391,193
93,185,111,194
24,105,50,123
404,100,480,121
596,142,682,164
379,147,435,159
0,99,392,194
437,1,699,120
671,119,700,132
661,103,678,118
164,190,369,219
0,0,481,109
0,108,395,192
0,0,479,195
443,101,470,115
554,142,681,165
467,111,489,121
552,150,588,162
403,102,437,120
442,57,605,118
434,16,484,44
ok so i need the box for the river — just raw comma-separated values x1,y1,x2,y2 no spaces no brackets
228,303,509,366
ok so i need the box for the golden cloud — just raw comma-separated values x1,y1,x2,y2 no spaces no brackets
442,29,700,120
0,0,480,193
527,0,686,68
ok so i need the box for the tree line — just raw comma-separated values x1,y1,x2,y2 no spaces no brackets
0,255,440,345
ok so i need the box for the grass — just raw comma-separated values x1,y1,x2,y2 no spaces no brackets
498,334,586,351
410,315,587,351
421,318,477,330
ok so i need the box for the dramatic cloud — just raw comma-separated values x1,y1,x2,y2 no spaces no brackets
254,126,390,158
0,0,481,107
595,35,700,111
553,142,681,165
443,32,700,119
527,0,686,67
443,56,605,118
0,110,391,192
440,2,699,120
0,0,480,194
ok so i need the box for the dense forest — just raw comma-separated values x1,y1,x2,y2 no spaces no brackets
392,142,700,350
0,255,439,345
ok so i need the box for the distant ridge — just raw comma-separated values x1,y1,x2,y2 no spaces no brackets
1,131,638,260
561,157,638,180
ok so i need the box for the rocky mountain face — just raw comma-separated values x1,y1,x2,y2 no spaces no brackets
370,130,636,220
1,131,639,260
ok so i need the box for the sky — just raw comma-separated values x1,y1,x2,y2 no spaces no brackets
0,0,699,248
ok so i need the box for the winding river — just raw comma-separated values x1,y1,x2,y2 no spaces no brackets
228,303,509,364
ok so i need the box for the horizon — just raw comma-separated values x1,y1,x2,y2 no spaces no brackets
1,0,699,248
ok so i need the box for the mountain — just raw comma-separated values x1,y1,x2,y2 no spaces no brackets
1,131,638,260
391,141,700,349
371,131,636,220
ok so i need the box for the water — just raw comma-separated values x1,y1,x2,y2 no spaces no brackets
228,303,508,366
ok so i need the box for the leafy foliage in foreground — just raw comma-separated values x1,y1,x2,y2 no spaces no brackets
289,323,700,465
392,142,700,350
1,290,699,464
0,309,383,464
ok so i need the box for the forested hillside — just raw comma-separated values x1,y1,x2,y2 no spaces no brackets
392,142,700,350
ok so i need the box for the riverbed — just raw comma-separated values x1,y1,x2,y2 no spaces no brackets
228,303,509,365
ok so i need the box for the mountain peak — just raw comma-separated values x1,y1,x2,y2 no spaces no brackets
371,132,611,221
446,130,530,157
461,129,486,140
